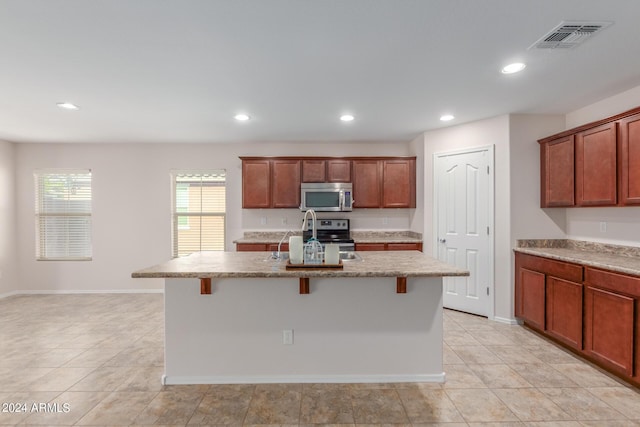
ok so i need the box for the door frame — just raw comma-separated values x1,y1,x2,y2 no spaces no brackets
433,145,495,319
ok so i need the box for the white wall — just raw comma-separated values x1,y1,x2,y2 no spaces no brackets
15,140,413,292
409,134,425,234
564,84,640,247
420,114,567,321
509,114,567,242
0,140,17,296
422,115,511,320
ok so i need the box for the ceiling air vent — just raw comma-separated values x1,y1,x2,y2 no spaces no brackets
529,21,612,49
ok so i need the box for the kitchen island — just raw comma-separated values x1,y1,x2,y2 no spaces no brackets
132,251,468,385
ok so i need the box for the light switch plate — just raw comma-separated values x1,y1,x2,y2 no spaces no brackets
283,329,293,345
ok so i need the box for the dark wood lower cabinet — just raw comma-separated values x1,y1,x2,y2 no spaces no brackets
239,242,422,252
515,251,640,386
516,268,546,330
546,276,583,350
355,242,422,251
584,286,635,376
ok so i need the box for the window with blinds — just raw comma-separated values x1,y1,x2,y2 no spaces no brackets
34,170,92,261
171,171,226,257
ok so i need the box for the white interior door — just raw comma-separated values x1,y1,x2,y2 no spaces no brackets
434,147,493,317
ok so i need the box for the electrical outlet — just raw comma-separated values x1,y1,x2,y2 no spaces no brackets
283,329,293,345
382,217,389,225
599,222,607,233
260,217,267,225
281,217,287,225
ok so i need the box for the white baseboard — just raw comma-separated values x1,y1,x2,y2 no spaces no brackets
163,373,446,385
0,289,163,299
0,290,20,299
492,315,521,325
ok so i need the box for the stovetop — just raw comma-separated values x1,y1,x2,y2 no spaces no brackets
303,218,353,243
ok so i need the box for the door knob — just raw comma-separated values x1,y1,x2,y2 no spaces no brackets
439,238,446,243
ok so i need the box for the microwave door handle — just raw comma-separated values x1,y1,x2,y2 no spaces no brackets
339,191,345,210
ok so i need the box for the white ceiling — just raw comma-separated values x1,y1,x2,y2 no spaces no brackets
2,0,640,144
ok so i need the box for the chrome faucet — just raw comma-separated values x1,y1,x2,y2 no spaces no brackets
276,229,291,260
301,209,317,239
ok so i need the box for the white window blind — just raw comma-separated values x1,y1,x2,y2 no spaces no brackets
34,170,92,261
171,171,226,257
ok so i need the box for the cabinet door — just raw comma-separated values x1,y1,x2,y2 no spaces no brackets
327,160,351,182
352,160,381,208
382,159,416,208
541,135,575,207
271,160,301,208
619,113,640,205
576,123,618,206
302,160,326,183
584,286,634,376
516,267,546,330
242,160,271,208
546,276,583,350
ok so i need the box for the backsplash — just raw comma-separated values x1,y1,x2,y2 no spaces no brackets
517,239,640,258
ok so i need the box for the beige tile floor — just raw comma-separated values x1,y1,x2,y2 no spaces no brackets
1,293,640,426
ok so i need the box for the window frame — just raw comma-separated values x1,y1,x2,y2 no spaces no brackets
170,170,226,258
34,169,93,261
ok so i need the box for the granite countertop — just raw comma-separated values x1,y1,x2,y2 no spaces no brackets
233,230,422,244
132,250,468,279
514,240,640,277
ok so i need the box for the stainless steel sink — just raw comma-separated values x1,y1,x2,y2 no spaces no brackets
339,251,362,261
264,252,289,262
264,251,362,262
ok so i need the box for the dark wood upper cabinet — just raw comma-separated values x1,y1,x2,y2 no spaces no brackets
576,122,618,206
539,105,640,208
242,159,271,208
382,159,416,208
271,160,301,208
352,160,381,208
327,159,351,182
619,113,640,205
242,158,300,208
301,160,326,183
541,135,575,207
243,156,415,209
302,159,352,183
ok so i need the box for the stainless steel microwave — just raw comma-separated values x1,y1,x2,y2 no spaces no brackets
300,183,353,211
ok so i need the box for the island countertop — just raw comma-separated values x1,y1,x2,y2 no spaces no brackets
132,250,469,279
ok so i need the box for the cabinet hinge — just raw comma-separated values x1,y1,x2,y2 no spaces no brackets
487,226,490,235
486,287,490,296
487,165,490,174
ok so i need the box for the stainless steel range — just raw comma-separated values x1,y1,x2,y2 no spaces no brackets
303,218,354,252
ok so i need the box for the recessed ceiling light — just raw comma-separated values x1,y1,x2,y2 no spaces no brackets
440,114,455,122
501,63,526,74
234,113,250,121
57,102,79,110
340,114,355,122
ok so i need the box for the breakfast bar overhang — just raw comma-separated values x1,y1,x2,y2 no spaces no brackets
132,251,469,385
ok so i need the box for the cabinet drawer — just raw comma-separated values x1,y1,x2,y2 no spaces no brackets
585,267,640,298
356,243,386,251
387,243,422,251
516,253,583,282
